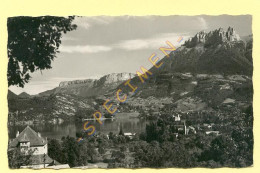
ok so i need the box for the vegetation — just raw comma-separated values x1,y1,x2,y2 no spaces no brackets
8,148,34,169
45,104,253,168
8,16,77,87
7,24,253,168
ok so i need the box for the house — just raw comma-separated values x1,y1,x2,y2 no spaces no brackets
173,120,188,135
171,114,188,135
205,131,220,135
187,126,197,134
9,126,48,156
172,114,181,121
124,132,136,139
9,126,69,169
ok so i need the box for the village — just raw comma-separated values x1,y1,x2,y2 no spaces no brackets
8,105,228,169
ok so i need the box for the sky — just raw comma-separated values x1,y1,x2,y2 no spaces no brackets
9,15,252,95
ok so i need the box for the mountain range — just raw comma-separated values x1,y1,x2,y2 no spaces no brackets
113,27,252,111
8,27,253,123
35,73,136,97
151,27,252,76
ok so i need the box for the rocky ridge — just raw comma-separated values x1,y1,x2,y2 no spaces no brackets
184,27,241,48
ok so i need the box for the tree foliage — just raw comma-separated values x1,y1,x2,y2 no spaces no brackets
48,138,64,164
8,148,33,169
8,16,77,87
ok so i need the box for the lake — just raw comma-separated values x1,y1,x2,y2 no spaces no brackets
8,113,148,140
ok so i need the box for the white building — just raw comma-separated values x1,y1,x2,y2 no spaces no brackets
9,126,69,169
10,126,48,156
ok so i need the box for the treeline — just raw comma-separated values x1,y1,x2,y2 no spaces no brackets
105,104,253,168
11,104,252,168
48,104,253,168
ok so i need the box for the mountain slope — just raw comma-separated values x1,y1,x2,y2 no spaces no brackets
8,90,18,100
8,73,136,123
113,27,253,111
150,27,252,76
37,73,136,97
8,93,96,124
18,92,31,98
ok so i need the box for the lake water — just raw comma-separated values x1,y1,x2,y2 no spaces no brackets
8,113,147,140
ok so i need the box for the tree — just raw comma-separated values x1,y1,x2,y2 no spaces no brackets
98,146,105,155
48,138,64,163
119,126,124,136
8,148,33,168
111,150,126,163
77,141,89,166
86,143,98,163
8,16,77,87
133,141,164,168
74,108,94,123
61,136,81,167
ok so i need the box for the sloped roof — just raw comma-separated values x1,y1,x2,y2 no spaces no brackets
20,134,29,142
9,126,47,147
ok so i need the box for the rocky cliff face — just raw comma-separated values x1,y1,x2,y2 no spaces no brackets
59,73,135,88
226,27,241,41
42,73,136,97
149,27,253,76
59,79,96,87
184,27,241,48
98,73,136,85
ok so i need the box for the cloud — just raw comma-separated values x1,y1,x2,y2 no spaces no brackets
60,16,207,52
115,39,150,50
197,17,208,30
73,16,115,30
112,17,208,51
114,32,190,51
59,45,112,53
59,32,190,53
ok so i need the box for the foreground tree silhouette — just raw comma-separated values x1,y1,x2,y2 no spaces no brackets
8,16,77,87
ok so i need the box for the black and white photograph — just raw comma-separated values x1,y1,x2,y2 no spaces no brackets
7,15,253,169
